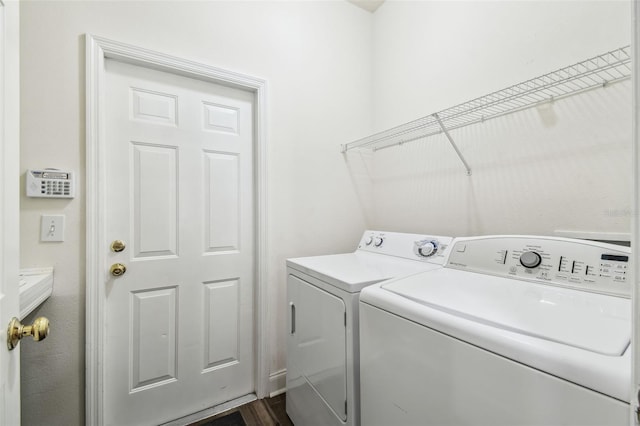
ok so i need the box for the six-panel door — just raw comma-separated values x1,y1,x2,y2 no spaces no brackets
103,58,254,426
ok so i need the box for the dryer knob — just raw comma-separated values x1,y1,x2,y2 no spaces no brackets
374,237,384,247
520,251,542,268
365,236,373,246
416,240,438,257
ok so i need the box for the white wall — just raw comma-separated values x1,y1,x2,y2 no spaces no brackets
364,0,632,237
19,2,371,425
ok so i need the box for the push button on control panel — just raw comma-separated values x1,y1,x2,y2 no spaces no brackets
599,255,628,283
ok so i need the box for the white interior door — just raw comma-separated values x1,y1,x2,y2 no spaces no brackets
102,58,255,426
0,1,19,425
634,1,640,424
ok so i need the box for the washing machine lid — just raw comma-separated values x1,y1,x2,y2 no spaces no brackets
380,268,630,356
287,251,439,293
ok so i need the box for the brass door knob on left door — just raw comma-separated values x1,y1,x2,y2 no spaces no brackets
110,263,127,277
7,316,50,350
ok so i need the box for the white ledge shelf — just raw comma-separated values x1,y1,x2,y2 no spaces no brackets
341,45,631,171
19,267,54,320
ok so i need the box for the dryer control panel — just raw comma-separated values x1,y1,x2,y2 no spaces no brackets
447,235,630,297
358,230,453,265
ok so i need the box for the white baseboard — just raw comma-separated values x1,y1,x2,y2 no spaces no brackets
269,369,287,397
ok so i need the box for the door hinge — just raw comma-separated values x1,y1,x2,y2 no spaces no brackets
344,312,347,327
345,400,348,415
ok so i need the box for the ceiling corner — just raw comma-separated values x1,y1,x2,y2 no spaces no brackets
346,0,385,13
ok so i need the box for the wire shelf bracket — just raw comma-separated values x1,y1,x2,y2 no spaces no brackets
433,113,471,176
341,45,632,175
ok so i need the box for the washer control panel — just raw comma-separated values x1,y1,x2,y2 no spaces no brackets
358,230,453,264
447,235,630,297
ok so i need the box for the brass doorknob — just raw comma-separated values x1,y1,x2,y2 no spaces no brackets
110,263,127,277
110,240,126,252
7,316,50,350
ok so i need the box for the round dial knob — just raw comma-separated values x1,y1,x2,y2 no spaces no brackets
374,237,384,247
364,237,373,246
519,251,542,268
417,240,438,257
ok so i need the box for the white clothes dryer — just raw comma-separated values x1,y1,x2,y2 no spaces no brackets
359,235,631,426
286,230,453,426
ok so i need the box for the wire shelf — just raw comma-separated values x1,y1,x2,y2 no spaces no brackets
342,46,631,153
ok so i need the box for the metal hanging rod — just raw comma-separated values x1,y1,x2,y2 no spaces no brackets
341,46,631,155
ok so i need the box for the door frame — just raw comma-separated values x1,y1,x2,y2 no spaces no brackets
85,34,269,426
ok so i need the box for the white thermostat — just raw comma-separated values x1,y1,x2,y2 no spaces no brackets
26,169,75,198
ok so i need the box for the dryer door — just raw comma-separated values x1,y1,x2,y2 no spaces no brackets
287,274,347,422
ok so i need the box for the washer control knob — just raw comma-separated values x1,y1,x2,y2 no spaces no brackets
364,236,373,246
416,240,439,257
374,237,384,247
520,251,542,269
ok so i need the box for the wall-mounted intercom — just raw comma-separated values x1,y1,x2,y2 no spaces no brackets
26,169,75,198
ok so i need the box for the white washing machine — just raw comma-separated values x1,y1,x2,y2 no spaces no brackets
359,235,631,426
286,230,453,426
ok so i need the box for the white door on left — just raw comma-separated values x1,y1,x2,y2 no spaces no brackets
0,1,20,425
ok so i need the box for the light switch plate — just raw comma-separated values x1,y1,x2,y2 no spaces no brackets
40,215,65,242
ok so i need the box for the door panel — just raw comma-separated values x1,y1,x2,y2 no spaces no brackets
131,88,177,125
132,143,178,258
203,279,240,370
130,286,178,391
204,152,239,252
104,58,254,426
203,102,239,134
0,2,20,425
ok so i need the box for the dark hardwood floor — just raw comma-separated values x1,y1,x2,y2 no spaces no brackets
188,394,293,426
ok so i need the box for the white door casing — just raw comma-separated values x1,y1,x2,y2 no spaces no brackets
86,36,269,426
0,1,19,425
